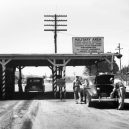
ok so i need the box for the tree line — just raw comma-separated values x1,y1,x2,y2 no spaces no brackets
83,60,119,76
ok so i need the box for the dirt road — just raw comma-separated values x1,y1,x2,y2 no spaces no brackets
1,97,129,129
31,99,129,129
1,82,129,129
0,99,34,129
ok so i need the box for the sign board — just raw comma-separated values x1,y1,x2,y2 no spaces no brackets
72,37,104,54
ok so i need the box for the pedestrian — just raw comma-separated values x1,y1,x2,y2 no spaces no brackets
110,78,125,98
82,78,89,102
73,76,82,104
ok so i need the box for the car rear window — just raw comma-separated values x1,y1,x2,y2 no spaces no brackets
27,78,42,84
95,75,114,84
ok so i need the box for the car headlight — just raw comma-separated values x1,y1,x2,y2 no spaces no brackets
97,87,100,90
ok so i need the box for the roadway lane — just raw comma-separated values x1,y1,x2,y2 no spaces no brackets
32,99,129,129
1,82,129,129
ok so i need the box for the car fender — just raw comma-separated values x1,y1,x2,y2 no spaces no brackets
87,85,98,97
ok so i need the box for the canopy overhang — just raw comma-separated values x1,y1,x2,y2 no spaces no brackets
0,53,118,67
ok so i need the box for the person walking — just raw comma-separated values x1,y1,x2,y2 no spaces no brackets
73,76,82,104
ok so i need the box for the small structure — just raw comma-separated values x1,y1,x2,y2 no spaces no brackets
0,53,121,99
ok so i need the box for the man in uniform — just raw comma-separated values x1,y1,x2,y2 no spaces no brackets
73,76,82,104
81,78,89,102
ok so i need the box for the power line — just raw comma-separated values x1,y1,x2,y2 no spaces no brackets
115,43,123,71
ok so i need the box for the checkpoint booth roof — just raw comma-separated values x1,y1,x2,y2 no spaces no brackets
0,53,120,99
0,37,121,67
0,53,117,67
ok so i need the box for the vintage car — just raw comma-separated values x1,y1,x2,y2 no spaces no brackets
25,77,45,93
83,73,126,110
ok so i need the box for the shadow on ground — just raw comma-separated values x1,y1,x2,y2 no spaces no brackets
88,101,129,110
1,91,74,100
1,92,129,110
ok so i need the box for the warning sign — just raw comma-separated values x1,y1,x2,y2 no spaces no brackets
72,37,104,54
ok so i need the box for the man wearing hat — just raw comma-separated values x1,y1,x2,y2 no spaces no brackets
73,76,82,104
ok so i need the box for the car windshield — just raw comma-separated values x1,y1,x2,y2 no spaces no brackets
27,78,42,84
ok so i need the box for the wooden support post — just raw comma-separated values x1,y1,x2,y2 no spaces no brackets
52,68,54,92
47,58,70,98
0,59,11,99
2,65,6,99
63,64,66,98
18,66,23,93
53,60,57,98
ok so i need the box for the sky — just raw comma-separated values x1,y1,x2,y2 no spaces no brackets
0,0,129,76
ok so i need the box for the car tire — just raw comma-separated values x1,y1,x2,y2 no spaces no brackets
118,87,125,110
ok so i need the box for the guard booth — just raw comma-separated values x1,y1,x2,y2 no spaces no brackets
0,53,121,99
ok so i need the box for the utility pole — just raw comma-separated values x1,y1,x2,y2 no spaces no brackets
44,14,67,53
116,43,123,71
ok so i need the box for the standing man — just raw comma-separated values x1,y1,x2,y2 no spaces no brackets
82,78,89,102
73,76,82,104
